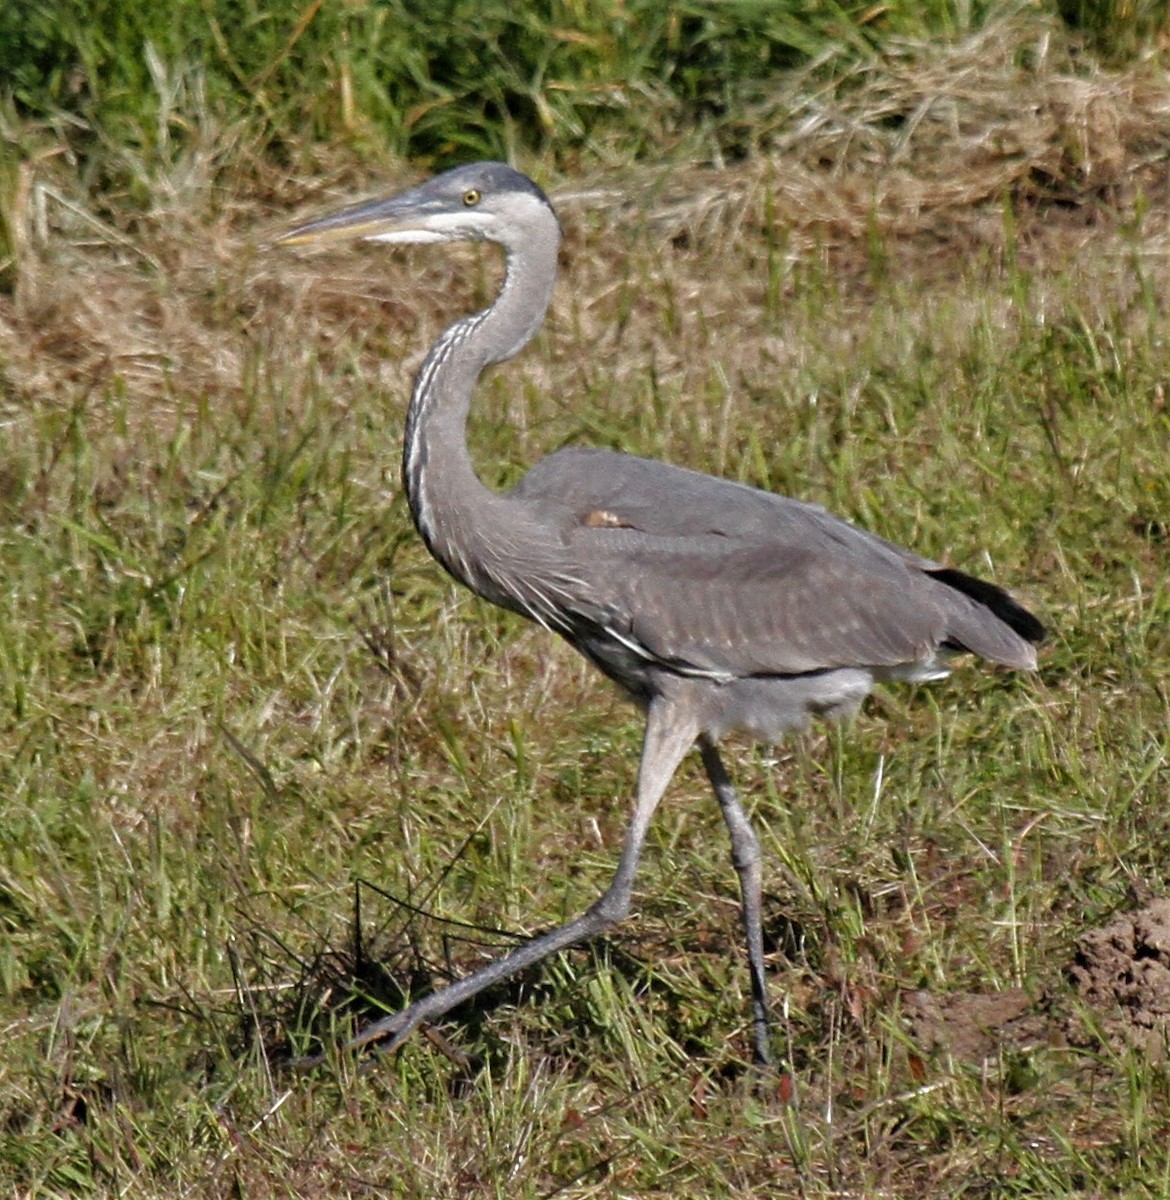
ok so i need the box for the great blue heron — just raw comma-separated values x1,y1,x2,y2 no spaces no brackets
279,161,1044,1066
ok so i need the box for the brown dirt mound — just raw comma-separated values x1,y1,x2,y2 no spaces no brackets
1067,896,1170,1057
905,898,1170,1065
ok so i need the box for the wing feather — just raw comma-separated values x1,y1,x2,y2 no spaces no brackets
509,446,1042,678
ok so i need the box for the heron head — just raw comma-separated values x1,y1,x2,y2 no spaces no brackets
276,161,556,250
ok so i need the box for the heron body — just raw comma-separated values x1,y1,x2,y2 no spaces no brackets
280,161,1043,1065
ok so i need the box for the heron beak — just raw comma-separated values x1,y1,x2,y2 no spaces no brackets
276,193,438,247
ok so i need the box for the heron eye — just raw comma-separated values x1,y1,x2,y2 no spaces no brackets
462,188,481,207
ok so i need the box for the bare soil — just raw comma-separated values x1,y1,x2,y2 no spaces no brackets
1067,895,1170,1057
904,897,1170,1065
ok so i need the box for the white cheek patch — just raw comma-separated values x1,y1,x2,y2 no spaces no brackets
508,194,550,224
367,210,494,244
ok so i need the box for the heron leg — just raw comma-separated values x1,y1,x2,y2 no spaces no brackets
698,737,772,1066
330,699,697,1063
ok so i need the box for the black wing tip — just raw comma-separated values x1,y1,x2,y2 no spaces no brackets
930,566,1046,644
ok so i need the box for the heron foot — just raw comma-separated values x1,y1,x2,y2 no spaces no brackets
285,1002,425,1072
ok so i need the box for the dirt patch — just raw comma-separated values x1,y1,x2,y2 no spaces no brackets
902,987,1047,1063
1066,896,1170,1058
905,898,1170,1065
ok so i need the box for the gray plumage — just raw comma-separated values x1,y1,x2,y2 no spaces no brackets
279,161,1044,1066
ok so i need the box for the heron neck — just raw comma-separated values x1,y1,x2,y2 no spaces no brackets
402,231,560,591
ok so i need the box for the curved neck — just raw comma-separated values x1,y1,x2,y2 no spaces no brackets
401,222,560,592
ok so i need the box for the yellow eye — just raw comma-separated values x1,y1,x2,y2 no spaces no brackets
462,188,481,207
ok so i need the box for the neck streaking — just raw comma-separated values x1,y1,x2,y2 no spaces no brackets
401,220,561,597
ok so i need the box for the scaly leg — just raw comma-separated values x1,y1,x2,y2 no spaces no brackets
699,736,772,1066
303,698,698,1065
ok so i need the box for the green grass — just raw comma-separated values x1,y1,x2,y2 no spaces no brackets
2,0,1163,190
2,170,1169,1194
0,0,898,171
1057,0,1170,58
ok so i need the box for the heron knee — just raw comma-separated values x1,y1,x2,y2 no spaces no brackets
588,883,634,926
730,836,761,876
722,807,762,874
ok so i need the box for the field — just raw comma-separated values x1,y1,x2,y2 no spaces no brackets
2,7,1170,1198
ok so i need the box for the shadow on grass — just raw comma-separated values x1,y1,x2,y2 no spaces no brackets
231,876,820,1083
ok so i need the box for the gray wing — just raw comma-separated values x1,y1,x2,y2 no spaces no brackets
509,447,1042,677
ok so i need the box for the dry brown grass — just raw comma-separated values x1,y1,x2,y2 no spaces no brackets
3,14,1169,426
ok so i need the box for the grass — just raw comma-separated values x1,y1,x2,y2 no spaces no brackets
2,0,1165,192
0,0,997,173
3,11,1170,1199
